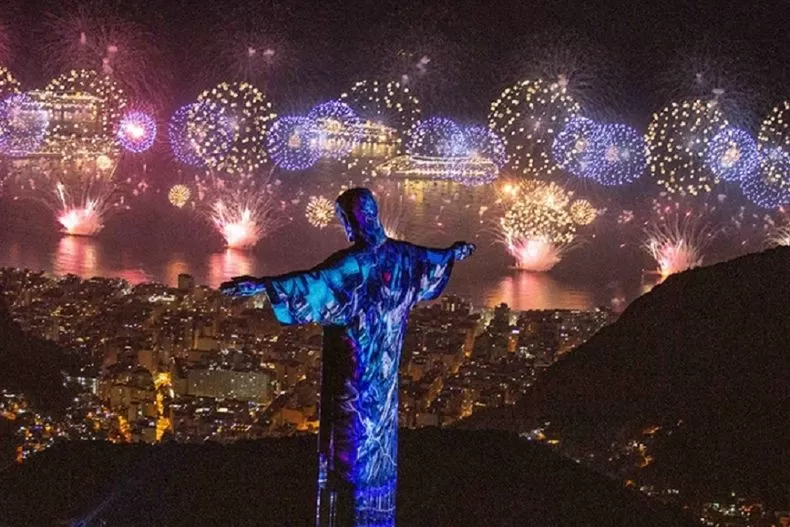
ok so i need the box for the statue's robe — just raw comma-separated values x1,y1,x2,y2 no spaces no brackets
262,239,456,527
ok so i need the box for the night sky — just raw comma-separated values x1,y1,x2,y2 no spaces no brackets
2,0,788,124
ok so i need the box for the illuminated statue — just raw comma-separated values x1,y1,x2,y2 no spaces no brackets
221,188,475,526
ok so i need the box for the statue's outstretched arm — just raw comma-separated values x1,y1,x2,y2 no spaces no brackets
450,241,476,261
219,275,267,298
220,250,364,326
408,240,476,304
417,241,476,264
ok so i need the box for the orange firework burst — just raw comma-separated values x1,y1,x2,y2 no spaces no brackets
305,196,335,229
168,184,191,208
208,182,284,249
569,199,597,225
497,180,584,271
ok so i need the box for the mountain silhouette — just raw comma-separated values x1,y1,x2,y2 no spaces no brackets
0,296,78,416
0,429,695,526
460,247,790,508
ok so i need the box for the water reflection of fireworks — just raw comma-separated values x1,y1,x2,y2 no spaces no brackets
208,249,254,288
378,191,408,239
372,180,447,243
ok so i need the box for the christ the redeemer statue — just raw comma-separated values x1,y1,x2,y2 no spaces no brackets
221,187,475,527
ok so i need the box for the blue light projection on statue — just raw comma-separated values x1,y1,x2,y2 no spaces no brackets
221,188,475,527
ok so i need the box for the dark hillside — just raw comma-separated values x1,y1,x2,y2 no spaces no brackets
461,248,790,507
0,429,696,526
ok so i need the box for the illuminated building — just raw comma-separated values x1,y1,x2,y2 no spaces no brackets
373,154,499,186
348,121,401,159
440,294,471,314
99,366,158,443
3,90,110,162
515,308,610,361
64,371,100,395
186,367,273,403
178,273,195,292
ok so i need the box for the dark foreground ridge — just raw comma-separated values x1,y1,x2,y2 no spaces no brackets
0,294,78,416
461,247,790,508
0,428,694,527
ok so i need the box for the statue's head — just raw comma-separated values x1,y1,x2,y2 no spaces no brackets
335,188,387,247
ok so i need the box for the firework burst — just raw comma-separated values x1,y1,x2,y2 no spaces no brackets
497,180,585,271
193,82,277,176
0,23,10,66
18,158,143,236
366,25,464,104
207,17,289,88
758,101,790,152
3,75,145,235
168,184,191,208
45,69,127,137
489,78,581,177
500,201,577,272
116,110,157,153
0,93,51,157
659,43,767,129
462,125,507,168
766,222,790,247
407,116,468,158
340,79,421,139
266,115,321,172
592,123,648,186
43,6,166,104
514,179,573,209
569,199,597,225
505,30,624,119
551,116,601,179
646,98,728,196
167,104,203,167
168,102,234,168
740,148,790,209
0,66,20,98
643,211,715,279
705,127,760,183
305,195,335,229
202,1,306,97
207,182,284,249
756,101,790,200
54,184,111,236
